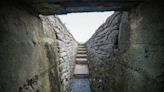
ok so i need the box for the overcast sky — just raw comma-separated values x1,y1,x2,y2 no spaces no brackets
58,11,114,43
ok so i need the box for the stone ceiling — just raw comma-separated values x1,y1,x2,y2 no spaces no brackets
23,0,143,15
4,0,144,15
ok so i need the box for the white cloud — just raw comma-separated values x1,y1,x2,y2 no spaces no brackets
58,11,114,43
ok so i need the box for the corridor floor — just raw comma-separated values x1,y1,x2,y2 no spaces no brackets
71,44,91,92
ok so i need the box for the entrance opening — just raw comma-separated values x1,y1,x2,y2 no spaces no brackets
58,11,114,43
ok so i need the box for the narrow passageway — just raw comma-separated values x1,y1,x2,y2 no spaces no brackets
72,44,91,92
0,1,164,92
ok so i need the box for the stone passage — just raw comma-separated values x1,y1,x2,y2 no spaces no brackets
72,44,91,92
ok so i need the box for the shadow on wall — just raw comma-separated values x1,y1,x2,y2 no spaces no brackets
86,3,164,92
0,2,77,92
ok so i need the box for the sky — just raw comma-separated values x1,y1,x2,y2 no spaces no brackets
58,11,114,43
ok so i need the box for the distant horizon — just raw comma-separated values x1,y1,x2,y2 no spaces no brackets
58,11,114,43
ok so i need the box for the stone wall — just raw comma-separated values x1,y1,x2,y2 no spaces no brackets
0,2,53,92
0,2,77,92
55,17,78,92
123,3,164,92
86,3,164,92
86,12,124,92
40,15,63,92
40,15,78,92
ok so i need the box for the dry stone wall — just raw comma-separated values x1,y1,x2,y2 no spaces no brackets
86,12,122,62
40,15,78,92
86,3,164,92
86,12,124,92
54,16,78,92
0,2,77,92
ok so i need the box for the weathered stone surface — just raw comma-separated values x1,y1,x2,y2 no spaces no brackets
74,64,89,75
123,3,164,92
86,12,123,92
77,50,87,54
86,3,164,92
40,15,78,92
72,79,91,92
0,2,77,92
76,54,87,58
72,44,91,92
87,12,121,61
0,1,164,92
18,0,141,15
0,3,56,92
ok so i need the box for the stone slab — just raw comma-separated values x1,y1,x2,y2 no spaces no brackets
76,58,88,64
74,64,89,75
71,79,91,92
78,48,87,51
76,54,87,58
77,51,87,54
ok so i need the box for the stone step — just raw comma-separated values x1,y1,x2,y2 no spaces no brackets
78,44,85,46
76,54,87,58
74,64,89,78
78,47,85,49
71,79,91,92
78,45,85,48
78,49,87,52
78,46,85,48
74,74,89,78
77,51,87,54
76,58,88,64
78,48,87,51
